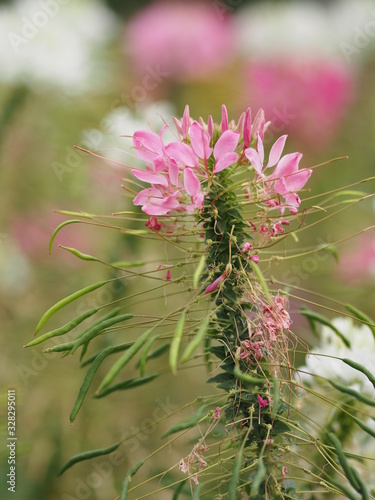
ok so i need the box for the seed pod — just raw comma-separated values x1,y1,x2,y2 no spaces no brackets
57,442,120,476
169,311,186,375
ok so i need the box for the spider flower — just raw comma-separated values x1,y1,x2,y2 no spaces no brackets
131,105,311,218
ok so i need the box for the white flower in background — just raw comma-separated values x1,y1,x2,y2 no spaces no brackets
236,0,375,61
0,0,118,92
82,101,176,165
301,317,375,397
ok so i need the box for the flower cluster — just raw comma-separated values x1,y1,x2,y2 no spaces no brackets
131,105,312,219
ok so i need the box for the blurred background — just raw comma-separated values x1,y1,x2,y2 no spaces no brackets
0,0,374,498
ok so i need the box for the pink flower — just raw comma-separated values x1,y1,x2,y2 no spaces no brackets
242,242,253,253
204,273,225,295
257,394,268,424
245,134,312,214
145,216,163,231
125,1,236,82
249,255,259,264
245,59,354,148
213,407,221,419
166,270,171,281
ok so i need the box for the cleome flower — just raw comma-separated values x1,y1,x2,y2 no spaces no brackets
131,105,312,219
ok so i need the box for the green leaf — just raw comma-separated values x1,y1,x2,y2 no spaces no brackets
169,311,186,375
317,244,339,263
35,281,107,334
97,329,153,392
94,373,159,398
57,442,120,476
181,316,210,363
271,377,280,418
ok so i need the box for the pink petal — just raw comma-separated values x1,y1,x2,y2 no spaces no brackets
169,159,180,187
237,111,245,136
186,192,204,213
275,169,312,194
133,130,163,163
245,148,263,175
133,187,162,206
272,152,303,180
221,104,229,133
214,130,240,160
282,192,301,214
204,274,224,295
190,121,213,160
132,169,168,187
257,133,264,166
165,141,198,168
207,115,214,138
182,104,190,139
266,135,288,169
214,152,238,173
243,107,252,147
184,168,200,199
173,117,182,137
252,109,265,140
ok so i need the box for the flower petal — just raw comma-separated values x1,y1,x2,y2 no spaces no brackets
221,104,228,133
271,152,303,180
214,130,240,160
214,152,238,173
275,169,312,194
245,147,263,175
184,168,200,199
132,169,169,187
165,141,198,168
182,104,190,139
266,135,287,169
243,107,252,147
190,121,213,159
133,130,163,162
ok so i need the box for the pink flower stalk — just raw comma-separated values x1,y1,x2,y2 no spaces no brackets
257,394,268,424
245,133,312,214
245,59,354,148
125,1,236,82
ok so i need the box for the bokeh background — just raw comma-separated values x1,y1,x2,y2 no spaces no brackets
0,0,374,498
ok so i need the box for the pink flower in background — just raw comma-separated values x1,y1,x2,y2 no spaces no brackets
338,233,375,283
245,59,354,148
125,1,235,82
257,394,268,423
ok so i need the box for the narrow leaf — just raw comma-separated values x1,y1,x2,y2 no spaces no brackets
57,442,120,476
251,457,266,496
271,377,280,418
250,261,271,302
35,281,107,334
49,219,82,254
327,433,361,492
